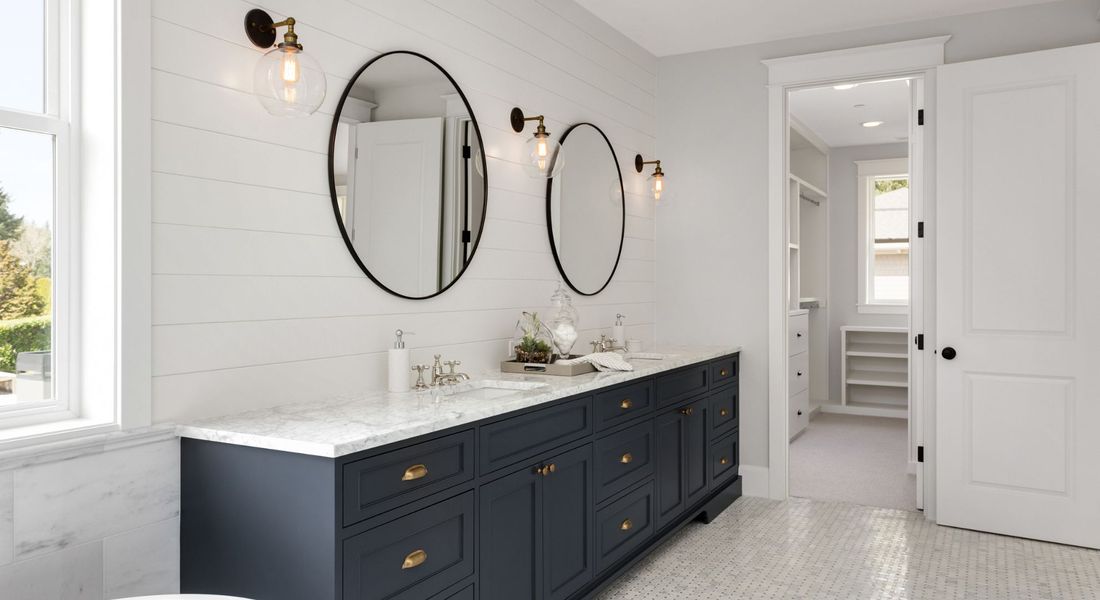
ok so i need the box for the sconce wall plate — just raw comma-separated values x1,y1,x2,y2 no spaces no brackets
244,9,277,48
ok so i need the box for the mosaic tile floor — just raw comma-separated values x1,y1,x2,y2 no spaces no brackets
597,496,1100,600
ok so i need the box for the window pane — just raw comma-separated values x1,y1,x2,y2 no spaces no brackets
0,1,46,113
872,177,909,302
0,127,53,408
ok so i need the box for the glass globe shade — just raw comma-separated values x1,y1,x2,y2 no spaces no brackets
648,171,671,202
254,45,327,117
523,134,564,179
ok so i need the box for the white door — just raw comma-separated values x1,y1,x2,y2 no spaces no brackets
937,43,1100,548
352,117,443,297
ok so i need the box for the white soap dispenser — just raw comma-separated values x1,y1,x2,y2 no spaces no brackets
612,314,626,350
388,329,412,393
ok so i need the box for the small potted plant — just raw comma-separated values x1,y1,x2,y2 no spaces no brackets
514,312,554,364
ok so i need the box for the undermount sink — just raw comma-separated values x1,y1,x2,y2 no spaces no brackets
433,379,549,399
625,352,678,361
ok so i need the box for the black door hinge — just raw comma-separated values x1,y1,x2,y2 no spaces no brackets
462,145,471,159
461,230,472,243
917,109,925,126
917,446,924,463
917,221,924,238
915,334,924,350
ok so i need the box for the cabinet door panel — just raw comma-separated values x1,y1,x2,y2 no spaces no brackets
480,468,542,600
654,407,686,528
684,398,710,508
543,444,595,600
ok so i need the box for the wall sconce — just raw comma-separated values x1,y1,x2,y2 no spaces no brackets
510,107,564,179
245,9,327,117
635,155,669,202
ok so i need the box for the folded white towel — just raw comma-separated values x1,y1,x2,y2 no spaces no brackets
556,352,634,372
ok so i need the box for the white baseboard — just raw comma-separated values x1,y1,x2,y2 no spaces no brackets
739,464,770,498
819,403,907,419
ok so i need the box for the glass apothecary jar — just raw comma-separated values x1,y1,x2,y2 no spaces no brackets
548,283,580,358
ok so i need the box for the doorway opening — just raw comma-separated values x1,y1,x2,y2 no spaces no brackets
785,75,923,511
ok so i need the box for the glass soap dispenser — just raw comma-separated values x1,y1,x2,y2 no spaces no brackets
548,283,580,358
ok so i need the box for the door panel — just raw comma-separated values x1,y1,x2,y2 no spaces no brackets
937,42,1100,548
654,407,685,527
683,398,709,508
479,467,541,600
543,445,594,600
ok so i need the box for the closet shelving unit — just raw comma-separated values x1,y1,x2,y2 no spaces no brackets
840,326,909,418
788,121,829,439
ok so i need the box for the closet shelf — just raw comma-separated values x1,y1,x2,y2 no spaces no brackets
846,343,908,358
789,174,827,202
846,370,908,388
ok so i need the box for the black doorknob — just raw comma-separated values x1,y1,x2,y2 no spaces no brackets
941,346,957,360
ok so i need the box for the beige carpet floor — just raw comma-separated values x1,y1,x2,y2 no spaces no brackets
790,412,917,511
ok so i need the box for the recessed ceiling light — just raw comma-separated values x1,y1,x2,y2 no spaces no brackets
834,84,858,90
862,120,884,128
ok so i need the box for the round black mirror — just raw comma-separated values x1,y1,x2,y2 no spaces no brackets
327,51,488,299
546,123,625,296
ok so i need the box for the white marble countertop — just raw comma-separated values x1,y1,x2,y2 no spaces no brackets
175,345,741,458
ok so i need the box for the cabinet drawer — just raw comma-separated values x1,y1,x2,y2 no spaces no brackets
708,386,739,439
656,365,708,407
343,431,475,526
480,397,593,474
343,492,474,600
595,421,655,503
595,482,655,573
790,390,809,440
789,351,809,396
431,583,473,600
789,313,809,356
594,380,654,431
709,356,738,390
709,431,739,489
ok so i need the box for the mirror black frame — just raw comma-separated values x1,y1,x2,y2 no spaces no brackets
326,50,489,300
545,122,625,296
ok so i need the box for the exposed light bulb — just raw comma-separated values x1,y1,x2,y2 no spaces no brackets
280,49,301,83
653,174,664,201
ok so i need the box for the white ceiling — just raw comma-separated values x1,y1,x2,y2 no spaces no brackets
790,78,911,148
574,0,1061,57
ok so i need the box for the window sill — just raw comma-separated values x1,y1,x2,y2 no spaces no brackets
857,304,909,315
0,420,175,470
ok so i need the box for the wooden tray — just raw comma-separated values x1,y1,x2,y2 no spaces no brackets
500,358,596,376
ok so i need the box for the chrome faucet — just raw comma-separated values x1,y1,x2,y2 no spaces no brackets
430,354,470,386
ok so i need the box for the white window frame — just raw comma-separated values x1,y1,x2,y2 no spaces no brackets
856,158,910,315
0,0,151,448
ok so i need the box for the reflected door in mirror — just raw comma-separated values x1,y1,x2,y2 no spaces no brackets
329,51,488,299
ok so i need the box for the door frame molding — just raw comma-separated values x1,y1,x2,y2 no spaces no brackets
762,36,948,516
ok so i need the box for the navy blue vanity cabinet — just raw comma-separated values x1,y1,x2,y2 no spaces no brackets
182,352,741,600
479,444,594,600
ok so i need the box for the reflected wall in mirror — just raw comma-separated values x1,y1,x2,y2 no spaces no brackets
328,51,487,299
547,123,625,296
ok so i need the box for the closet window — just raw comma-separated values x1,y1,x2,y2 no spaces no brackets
856,158,909,314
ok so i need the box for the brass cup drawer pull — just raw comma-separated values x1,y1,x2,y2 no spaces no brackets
679,407,694,416
720,408,729,417
401,464,429,481
620,399,633,410
401,549,428,570
720,369,728,377
719,457,729,466
620,518,633,531
620,452,633,464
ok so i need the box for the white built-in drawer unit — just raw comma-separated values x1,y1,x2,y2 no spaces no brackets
788,311,810,440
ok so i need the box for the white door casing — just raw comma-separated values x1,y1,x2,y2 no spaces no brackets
352,117,444,297
936,43,1100,548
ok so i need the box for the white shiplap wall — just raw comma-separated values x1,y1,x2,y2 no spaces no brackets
149,0,658,423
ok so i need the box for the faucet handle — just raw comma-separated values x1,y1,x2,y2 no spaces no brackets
411,365,431,390
443,360,462,374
